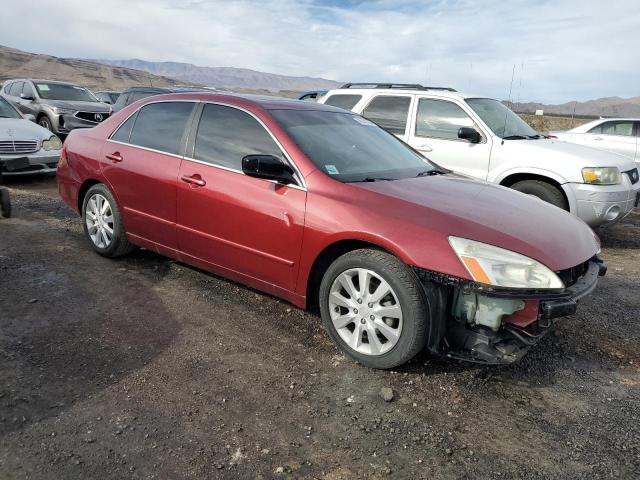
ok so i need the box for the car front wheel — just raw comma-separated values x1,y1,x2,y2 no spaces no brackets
319,249,429,369
38,116,53,131
82,184,133,257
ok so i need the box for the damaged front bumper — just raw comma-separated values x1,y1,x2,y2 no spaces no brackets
415,257,606,365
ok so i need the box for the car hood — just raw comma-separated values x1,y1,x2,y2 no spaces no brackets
356,174,599,272
45,99,111,112
0,118,52,141
502,138,636,170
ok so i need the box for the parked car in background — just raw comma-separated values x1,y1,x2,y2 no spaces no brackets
112,86,210,112
0,96,61,175
549,118,639,163
58,92,605,369
94,90,121,105
318,84,640,227
1,79,112,136
298,90,327,102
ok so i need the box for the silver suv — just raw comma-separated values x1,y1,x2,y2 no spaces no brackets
1,79,111,135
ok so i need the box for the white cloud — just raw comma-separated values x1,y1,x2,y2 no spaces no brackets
0,0,638,103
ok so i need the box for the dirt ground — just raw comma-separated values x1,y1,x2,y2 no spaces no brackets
0,176,638,480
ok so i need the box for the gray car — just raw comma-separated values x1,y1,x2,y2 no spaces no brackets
0,96,61,176
1,79,112,136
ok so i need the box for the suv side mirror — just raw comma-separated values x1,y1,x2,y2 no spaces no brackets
20,93,35,101
458,127,481,143
242,155,296,185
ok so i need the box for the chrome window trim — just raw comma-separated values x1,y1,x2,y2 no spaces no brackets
106,98,307,191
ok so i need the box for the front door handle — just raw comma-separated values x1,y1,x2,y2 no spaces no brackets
593,136,603,141
106,152,123,162
180,174,206,187
414,143,433,152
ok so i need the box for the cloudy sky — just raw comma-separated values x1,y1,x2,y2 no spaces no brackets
1,0,638,103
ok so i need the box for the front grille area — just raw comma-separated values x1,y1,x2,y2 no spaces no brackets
75,111,110,123
624,168,639,185
0,140,39,155
557,260,590,288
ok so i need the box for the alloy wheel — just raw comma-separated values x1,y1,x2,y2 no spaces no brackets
85,193,114,249
328,268,403,356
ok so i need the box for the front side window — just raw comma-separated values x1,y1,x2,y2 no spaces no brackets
415,98,476,140
129,102,195,155
34,83,98,102
323,94,362,111
466,98,538,139
270,109,436,183
0,97,22,119
589,121,634,137
361,96,411,135
194,104,286,171
22,82,36,98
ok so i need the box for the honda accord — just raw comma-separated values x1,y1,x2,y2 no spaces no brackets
57,93,605,369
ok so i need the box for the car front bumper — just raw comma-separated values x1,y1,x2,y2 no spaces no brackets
52,113,107,135
0,150,60,175
564,180,640,227
415,257,606,364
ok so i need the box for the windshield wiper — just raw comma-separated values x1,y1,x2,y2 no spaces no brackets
527,134,542,139
416,169,447,177
350,177,395,182
502,135,529,140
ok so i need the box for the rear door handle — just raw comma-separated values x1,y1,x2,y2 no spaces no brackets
180,174,206,187
106,152,123,162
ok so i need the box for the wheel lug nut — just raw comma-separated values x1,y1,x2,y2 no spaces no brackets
357,299,362,304
360,318,365,324
353,309,358,314
370,315,375,320
368,303,373,308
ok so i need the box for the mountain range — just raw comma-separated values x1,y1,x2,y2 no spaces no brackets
86,58,341,92
512,97,640,118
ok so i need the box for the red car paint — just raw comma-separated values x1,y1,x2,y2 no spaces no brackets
57,93,599,309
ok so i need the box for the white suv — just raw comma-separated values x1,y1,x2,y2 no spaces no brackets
318,84,640,227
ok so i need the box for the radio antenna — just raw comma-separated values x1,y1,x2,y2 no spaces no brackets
501,64,516,146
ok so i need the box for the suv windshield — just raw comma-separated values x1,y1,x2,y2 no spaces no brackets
270,110,437,182
466,98,538,139
0,97,21,119
34,83,98,102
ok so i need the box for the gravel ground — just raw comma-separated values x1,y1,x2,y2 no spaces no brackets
0,176,638,480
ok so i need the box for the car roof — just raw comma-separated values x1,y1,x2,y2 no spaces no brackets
135,92,351,112
323,85,475,100
18,79,83,86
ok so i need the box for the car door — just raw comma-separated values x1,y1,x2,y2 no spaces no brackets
18,82,39,116
7,81,25,113
407,97,492,179
359,94,413,143
176,102,306,293
582,120,637,159
102,100,196,252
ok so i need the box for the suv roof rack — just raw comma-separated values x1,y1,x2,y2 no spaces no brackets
339,83,457,92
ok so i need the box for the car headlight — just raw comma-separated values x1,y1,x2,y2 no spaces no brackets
449,236,564,289
51,106,75,115
582,167,621,185
42,135,62,151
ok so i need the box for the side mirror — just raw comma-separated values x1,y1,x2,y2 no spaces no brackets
20,93,35,101
242,155,296,185
24,114,36,122
458,127,481,143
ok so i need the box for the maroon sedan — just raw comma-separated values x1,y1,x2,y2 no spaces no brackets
57,93,605,369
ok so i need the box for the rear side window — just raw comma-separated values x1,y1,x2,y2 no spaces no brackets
323,94,362,110
589,121,634,137
361,96,411,135
415,98,476,140
3,82,12,94
110,113,137,143
129,102,194,155
194,104,285,171
8,81,23,96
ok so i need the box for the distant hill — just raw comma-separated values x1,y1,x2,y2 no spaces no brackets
0,45,184,91
87,58,341,92
512,96,640,118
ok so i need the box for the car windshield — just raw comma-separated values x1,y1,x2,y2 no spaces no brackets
466,98,538,139
0,97,22,119
34,83,98,102
270,109,437,182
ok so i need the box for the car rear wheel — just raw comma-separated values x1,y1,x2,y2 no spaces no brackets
38,116,52,131
319,249,429,369
82,184,133,257
511,180,568,210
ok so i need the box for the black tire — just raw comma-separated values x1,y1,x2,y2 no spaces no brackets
511,180,568,210
81,184,133,257
319,249,429,369
0,187,11,218
38,115,53,131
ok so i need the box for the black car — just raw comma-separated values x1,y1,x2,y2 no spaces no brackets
112,86,210,112
94,91,121,105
